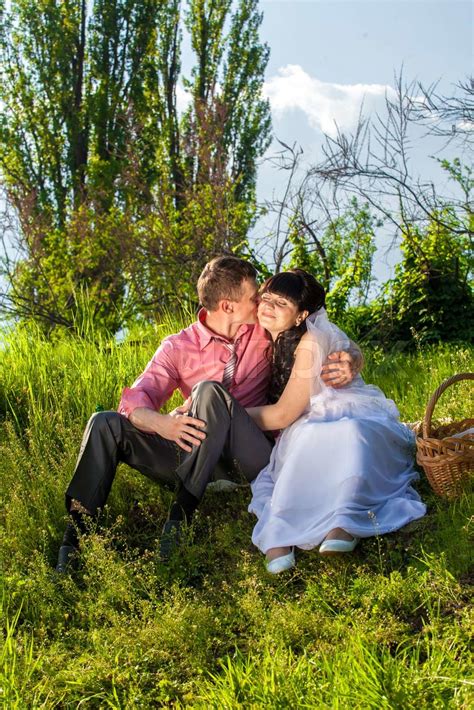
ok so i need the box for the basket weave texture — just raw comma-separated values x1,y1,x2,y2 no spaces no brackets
416,372,474,499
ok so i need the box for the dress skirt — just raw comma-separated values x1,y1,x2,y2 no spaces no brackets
249,413,426,554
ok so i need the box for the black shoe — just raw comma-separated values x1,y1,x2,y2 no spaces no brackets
159,519,184,562
55,544,78,574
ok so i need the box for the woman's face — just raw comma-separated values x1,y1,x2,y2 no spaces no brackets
258,290,303,339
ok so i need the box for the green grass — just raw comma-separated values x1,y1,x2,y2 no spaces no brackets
0,320,473,708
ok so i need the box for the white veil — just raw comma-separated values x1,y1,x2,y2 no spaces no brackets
303,308,401,422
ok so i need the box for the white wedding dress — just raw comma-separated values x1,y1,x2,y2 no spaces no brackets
249,310,426,553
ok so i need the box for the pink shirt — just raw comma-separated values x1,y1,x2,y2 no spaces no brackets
118,310,272,417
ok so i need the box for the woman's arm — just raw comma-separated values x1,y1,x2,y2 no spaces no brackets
247,332,317,431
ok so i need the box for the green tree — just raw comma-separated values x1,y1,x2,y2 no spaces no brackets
0,0,271,330
0,0,158,331
380,203,473,344
134,0,271,311
288,199,378,321
349,160,474,346
0,0,158,220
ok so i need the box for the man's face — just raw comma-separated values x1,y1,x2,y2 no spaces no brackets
231,278,259,325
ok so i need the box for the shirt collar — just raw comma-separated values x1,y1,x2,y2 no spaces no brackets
196,308,252,350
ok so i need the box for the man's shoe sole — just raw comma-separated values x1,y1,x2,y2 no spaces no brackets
159,520,183,562
55,544,78,574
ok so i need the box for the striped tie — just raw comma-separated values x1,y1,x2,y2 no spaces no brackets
222,342,237,390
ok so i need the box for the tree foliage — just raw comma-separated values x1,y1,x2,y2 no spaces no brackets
0,0,271,331
288,198,377,322
377,161,473,344
259,78,473,346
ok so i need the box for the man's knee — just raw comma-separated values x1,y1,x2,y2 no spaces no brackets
87,410,123,436
191,380,224,402
191,380,231,419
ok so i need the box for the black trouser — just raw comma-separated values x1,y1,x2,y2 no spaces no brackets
65,381,273,514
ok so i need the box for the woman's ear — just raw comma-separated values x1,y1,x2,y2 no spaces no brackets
296,310,309,326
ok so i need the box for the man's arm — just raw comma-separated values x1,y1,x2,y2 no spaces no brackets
119,340,206,452
320,339,363,388
118,339,179,416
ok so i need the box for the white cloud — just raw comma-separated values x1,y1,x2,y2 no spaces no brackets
263,64,396,137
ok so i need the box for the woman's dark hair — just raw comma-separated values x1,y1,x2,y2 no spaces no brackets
261,269,326,403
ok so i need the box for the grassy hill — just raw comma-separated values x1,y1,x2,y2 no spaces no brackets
1,321,473,708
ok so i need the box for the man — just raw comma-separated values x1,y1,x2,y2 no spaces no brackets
56,256,361,571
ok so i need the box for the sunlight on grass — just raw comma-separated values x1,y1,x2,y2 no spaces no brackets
1,317,472,707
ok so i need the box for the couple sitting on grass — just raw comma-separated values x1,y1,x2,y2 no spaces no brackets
56,256,426,575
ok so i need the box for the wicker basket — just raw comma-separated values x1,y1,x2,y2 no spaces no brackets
416,372,474,499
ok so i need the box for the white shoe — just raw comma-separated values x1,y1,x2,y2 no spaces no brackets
319,537,359,555
265,549,295,574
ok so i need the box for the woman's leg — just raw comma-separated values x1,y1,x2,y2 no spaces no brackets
265,546,295,574
266,546,292,561
319,527,359,555
323,528,355,542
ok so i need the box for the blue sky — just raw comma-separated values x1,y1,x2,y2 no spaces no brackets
253,0,473,281
261,1,471,85
259,0,471,142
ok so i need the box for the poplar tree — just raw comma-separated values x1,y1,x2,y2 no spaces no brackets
0,0,271,330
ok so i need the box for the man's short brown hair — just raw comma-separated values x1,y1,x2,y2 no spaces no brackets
197,256,257,311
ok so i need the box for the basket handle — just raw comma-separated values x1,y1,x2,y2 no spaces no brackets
422,372,474,439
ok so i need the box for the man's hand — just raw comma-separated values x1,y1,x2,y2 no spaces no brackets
170,396,192,416
162,409,206,452
129,405,206,452
321,351,358,389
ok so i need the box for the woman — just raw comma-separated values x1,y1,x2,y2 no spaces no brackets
247,269,426,574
